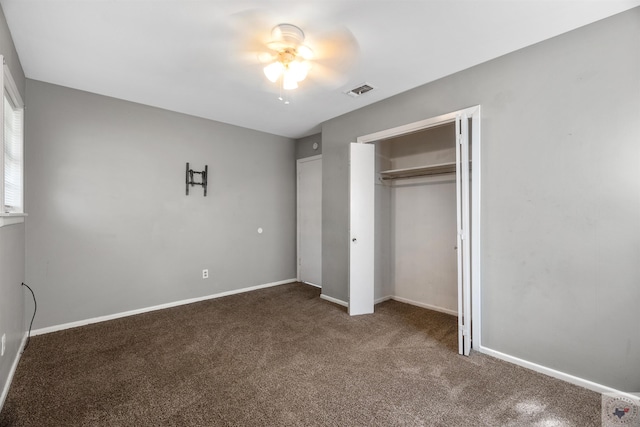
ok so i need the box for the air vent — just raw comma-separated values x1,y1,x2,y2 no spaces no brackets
344,83,374,98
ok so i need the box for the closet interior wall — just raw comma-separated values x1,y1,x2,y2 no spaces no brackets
375,123,459,314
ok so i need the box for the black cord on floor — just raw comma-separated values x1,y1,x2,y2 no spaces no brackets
21,282,37,352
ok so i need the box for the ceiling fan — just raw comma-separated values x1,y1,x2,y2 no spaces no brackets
231,11,359,99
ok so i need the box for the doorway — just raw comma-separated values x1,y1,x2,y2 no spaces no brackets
349,106,481,355
297,155,322,287
378,122,458,315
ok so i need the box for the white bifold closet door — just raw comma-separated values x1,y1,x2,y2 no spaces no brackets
349,143,375,315
456,114,471,356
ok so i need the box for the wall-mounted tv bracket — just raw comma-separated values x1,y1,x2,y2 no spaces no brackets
186,162,208,196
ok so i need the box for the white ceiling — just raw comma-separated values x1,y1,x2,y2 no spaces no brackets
2,0,639,139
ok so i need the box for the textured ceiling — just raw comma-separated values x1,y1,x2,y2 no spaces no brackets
2,0,638,138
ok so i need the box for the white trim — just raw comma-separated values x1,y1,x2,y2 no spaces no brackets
356,111,459,144
31,279,296,336
2,63,23,107
374,295,393,304
470,106,482,352
301,281,321,288
320,293,348,307
297,154,322,163
0,213,26,227
0,331,28,412
389,296,458,316
479,345,637,399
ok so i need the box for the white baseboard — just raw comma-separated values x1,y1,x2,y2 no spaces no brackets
321,294,456,314
479,345,636,398
0,331,28,412
31,278,297,336
320,293,348,307
389,295,458,316
301,281,322,288
375,295,393,304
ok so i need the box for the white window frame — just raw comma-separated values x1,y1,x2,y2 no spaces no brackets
0,55,26,227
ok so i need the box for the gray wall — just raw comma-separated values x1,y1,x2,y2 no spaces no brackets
0,4,26,408
0,224,25,403
25,80,296,329
321,8,640,392
295,133,321,159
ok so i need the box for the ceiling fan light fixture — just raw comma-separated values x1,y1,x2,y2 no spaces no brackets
261,23,316,94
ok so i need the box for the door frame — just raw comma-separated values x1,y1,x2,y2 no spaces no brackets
296,154,323,286
354,105,482,351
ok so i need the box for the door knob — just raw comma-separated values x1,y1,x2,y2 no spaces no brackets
352,238,357,242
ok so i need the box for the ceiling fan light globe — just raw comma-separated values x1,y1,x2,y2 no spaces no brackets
288,61,311,82
283,73,299,90
264,62,284,82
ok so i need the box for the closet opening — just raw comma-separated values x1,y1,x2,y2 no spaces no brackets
377,122,462,350
349,106,481,356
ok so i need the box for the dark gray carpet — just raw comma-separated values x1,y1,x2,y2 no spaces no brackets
0,282,600,426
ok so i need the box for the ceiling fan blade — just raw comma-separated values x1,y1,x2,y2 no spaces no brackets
304,27,359,88
307,26,359,63
228,8,273,36
306,62,350,89
228,8,277,64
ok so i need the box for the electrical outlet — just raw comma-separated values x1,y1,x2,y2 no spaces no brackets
202,269,209,279
1,333,5,357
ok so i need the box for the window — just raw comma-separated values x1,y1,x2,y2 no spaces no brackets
0,56,26,226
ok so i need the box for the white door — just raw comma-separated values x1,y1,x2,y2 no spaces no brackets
456,114,472,355
297,156,322,286
349,143,375,315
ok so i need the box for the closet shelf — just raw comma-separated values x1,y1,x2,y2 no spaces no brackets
379,162,457,180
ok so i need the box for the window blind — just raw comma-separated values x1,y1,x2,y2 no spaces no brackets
4,93,23,212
